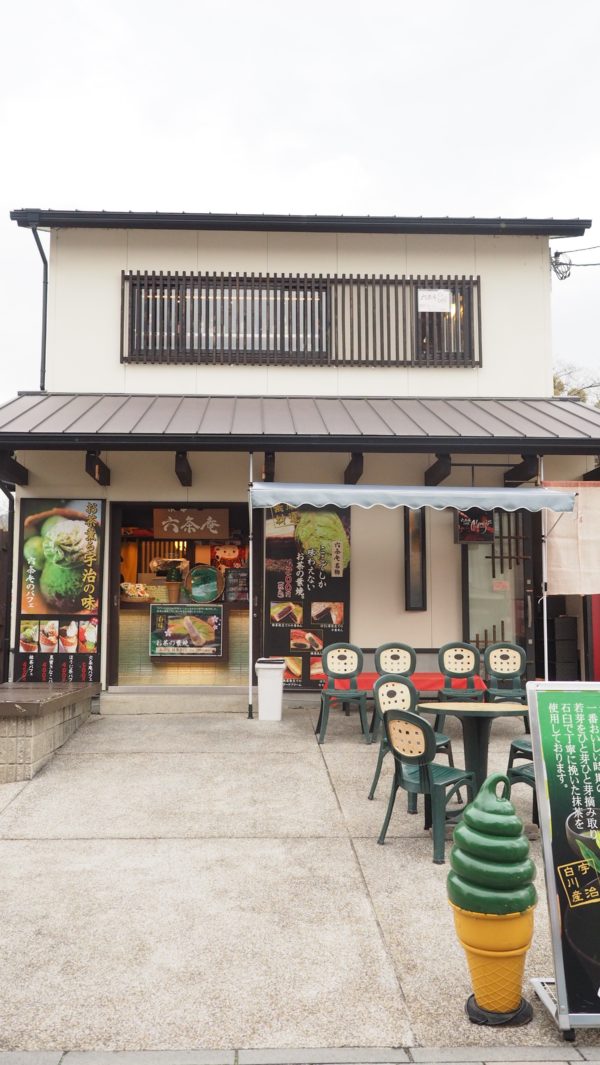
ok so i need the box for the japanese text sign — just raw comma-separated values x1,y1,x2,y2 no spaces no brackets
153,508,229,540
529,683,600,1026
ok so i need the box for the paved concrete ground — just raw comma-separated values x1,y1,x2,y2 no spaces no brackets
0,697,599,1054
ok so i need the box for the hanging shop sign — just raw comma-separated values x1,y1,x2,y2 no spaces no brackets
15,498,104,683
263,505,350,690
153,508,229,540
529,683,600,1032
455,508,495,544
149,603,225,658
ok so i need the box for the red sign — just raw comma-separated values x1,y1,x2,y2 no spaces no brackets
456,508,495,544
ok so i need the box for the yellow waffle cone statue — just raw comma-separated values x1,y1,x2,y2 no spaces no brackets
447,772,537,1026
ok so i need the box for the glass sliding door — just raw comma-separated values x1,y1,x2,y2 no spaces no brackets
464,510,535,676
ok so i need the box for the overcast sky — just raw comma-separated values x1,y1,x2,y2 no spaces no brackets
1,0,599,402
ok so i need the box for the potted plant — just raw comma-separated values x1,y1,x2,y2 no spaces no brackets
165,562,183,603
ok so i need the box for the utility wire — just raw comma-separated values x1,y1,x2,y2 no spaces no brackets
555,244,600,255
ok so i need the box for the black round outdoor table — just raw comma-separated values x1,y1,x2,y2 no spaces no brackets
418,699,526,794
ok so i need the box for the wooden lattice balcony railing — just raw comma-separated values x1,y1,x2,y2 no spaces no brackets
121,271,482,368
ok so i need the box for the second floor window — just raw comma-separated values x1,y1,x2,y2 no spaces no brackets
122,273,328,364
415,281,476,366
121,271,481,368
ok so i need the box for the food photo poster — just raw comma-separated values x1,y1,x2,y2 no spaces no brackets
15,498,104,683
263,505,350,689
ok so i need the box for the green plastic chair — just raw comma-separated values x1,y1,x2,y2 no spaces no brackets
368,675,460,807
438,642,484,700
484,641,529,734
377,708,475,863
507,760,539,826
507,735,533,771
315,642,371,745
374,642,417,677
370,643,417,740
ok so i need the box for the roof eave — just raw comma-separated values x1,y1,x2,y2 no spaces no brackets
2,433,599,456
8,209,592,239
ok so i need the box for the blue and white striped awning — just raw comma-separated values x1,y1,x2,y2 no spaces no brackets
250,483,576,513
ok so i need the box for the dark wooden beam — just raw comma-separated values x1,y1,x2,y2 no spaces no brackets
85,450,110,487
582,463,600,481
0,452,28,486
175,451,192,487
263,452,275,482
424,453,451,486
504,454,537,487
344,452,363,485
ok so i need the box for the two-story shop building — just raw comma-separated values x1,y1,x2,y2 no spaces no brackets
2,209,600,696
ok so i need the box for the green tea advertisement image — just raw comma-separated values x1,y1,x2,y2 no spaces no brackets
264,504,350,689
20,499,102,616
150,604,224,657
15,499,104,683
535,690,600,1016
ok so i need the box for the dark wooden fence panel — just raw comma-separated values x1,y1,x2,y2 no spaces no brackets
121,272,482,369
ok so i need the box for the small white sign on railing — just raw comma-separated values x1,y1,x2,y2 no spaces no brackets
418,288,452,313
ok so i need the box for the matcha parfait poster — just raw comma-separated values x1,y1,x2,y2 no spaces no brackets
16,499,104,683
264,505,351,689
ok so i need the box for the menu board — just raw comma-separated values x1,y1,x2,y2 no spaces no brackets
225,568,249,602
263,505,350,689
529,684,600,1025
149,604,225,657
15,498,103,683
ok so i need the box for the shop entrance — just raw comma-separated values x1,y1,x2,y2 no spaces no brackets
108,502,251,688
464,509,536,677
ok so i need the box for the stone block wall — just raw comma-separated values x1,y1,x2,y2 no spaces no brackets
0,695,93,783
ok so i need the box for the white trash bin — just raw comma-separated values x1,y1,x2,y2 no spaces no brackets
256,658,286,721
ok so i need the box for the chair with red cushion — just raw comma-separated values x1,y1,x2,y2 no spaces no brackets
315,642,371,744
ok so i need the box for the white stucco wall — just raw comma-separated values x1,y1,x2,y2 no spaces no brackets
44,228,554,399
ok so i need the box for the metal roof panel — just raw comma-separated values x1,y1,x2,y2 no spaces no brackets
261,397,296,435
1,393,599,454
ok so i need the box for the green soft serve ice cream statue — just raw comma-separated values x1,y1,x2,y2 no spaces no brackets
447,772,537,1025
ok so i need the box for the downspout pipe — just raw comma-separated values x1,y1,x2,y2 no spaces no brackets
0,483,15,682
31,227,48,392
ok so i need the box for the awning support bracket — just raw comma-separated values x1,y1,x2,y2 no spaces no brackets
263,452,275,482
504,454,538,487
344,452,363,485
175,452,192,487
424,453,451,486
0,452,29,487
85,450,110,487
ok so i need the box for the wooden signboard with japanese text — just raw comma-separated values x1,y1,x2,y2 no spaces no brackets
153,508,229,540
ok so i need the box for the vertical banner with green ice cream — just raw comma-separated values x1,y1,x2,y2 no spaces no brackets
15,498,104,683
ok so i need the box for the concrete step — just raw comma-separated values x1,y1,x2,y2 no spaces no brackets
100,688,250,714
99,690,321,715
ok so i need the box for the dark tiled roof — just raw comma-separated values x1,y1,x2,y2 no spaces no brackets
1,393,599,454
9,210,592,238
